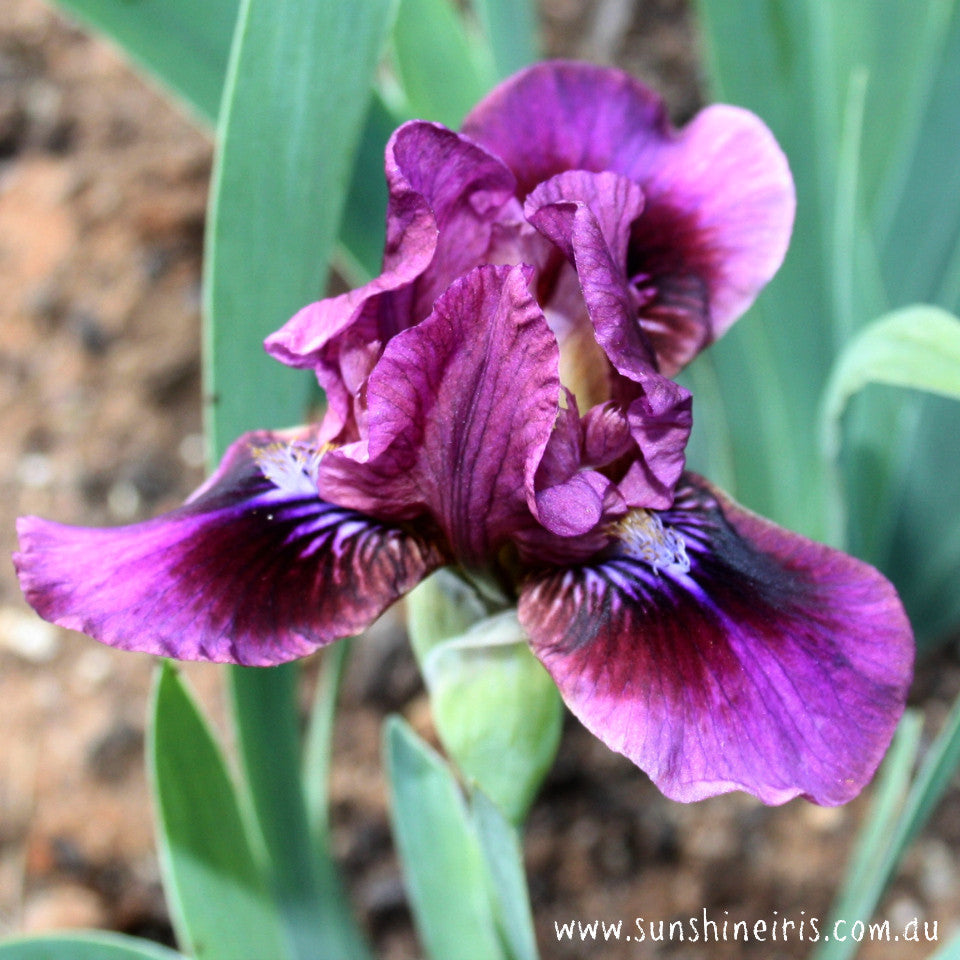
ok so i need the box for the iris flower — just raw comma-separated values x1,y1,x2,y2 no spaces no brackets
15,63,912,806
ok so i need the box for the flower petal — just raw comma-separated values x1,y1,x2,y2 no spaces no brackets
462,60,667,197
525,169,693,506
519,475,913,805
317,264,560,564
14,431,444,665
623,103,795,374
265,121,517,440
464,61,795,374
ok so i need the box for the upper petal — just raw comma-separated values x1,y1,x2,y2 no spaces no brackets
465,61,795,373
462,60,668,197
623,103,795,373
14,431,444,665
264,122,517,438
519,475,913,805
317,264,561,565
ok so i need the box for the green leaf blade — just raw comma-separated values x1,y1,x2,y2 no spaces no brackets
230,664,372,960
51,0,239,124
471,790,540,960
0,933,187,960
393,0,496,128
821,305,960,459
472,0,540,79
386,717,506,960
204,0,398,458
150,664,290,960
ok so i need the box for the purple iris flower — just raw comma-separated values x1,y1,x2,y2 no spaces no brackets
14,62,912,806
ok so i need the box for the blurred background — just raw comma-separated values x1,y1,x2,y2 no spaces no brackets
1,1,958,957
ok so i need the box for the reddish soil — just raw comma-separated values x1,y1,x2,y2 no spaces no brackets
1,1,958,958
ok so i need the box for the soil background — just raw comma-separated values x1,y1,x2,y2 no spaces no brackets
1,1,958,958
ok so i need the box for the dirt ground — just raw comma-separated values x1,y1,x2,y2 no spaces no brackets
1,1,958,958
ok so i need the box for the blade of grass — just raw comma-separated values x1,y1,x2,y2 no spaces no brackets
815,690,960,960
150,665,291,960
51,0,239,124
386,717,506,960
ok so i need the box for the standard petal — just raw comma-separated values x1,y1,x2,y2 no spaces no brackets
623,103,795,374
519,475,913,806
14,431,444,665
465,61,795,374
317,264,560,564
265,122,517,437
462,60,667,198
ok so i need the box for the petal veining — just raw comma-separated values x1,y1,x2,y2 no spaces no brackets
15,431,443,665
519,475,913,805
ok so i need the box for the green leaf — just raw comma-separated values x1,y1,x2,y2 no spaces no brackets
51,0,239,124
695,0,960,643
471,0,540,79
392,0,497,127
821,305,960,459
0,932,187,960
815,688,960,960
303,639,352,842
385,717,506,960
928,926,960,960
204,0,399,458
150,664,290,960
472,790,540,960
230,665,372,960
335,95,402,285
813,712,923,960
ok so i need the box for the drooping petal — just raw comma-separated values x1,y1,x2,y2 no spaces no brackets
464,61,795,374
519,475,913,805
265,121,518,439
14,431,444,665
317,264,560,564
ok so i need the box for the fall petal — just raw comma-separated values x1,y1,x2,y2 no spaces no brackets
14,431,443,665
519,475,913,805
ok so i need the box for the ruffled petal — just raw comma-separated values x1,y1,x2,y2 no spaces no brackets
464,61,794,374
519,475,913,805
14,431,444,665
525,169,693,505
265,121,517,438
623,103,795,374
317,264,561,564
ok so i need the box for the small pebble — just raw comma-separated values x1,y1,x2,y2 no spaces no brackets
178,432,206,469
16,452,53,490
107,480,140,519
0,607,60,663
73,648,114,691
22,884,106,932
